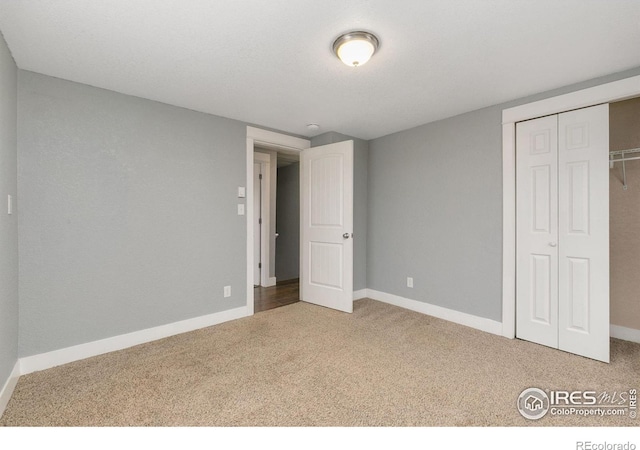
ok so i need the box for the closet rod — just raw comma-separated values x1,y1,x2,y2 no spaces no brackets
609,147,640,157
610,155,640,163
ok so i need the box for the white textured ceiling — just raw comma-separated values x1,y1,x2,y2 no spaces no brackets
1,1,639,140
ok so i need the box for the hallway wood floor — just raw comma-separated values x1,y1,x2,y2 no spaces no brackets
254,278,299,313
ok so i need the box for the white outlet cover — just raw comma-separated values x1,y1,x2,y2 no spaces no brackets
238,187,246,198
407,277,414,288
224,286,231,298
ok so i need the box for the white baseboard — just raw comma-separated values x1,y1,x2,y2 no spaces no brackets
366,289,503,336
20,306,249,375
611,324,640,344
353,289,368,300
0,361,20,419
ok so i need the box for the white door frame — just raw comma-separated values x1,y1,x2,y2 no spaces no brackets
246,126,310,315
501,75,640,338
254,152,273,287
253,162,262,286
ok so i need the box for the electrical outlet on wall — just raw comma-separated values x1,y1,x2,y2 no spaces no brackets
407,277,414,288
224,286,231,298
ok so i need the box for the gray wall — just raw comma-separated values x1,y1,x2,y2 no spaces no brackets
18,71,248,356
0,33,18,389
275,163,299,281
368,66,640,322
311,132,368,291
11,62,640,361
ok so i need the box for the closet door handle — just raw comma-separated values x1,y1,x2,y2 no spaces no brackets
549,242,557,247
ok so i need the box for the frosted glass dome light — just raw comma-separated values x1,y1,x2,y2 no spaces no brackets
333,31,380,67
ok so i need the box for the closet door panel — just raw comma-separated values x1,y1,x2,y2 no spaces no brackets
516,115,559,348
558,104,609,363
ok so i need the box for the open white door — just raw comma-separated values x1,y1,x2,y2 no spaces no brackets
301,141,354,313
558,104,609,363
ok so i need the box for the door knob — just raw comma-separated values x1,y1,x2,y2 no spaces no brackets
549,242,557,247
343,233,350,239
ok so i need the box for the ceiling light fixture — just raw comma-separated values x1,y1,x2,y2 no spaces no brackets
332,31,380,67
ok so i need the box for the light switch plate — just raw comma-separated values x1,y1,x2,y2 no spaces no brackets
237,204,245,215
238,187,246,198
407,277,413,288
224,286,231,298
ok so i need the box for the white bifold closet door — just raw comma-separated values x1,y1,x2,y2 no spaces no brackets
516,104,609,363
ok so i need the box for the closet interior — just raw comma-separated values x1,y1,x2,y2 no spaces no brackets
609,97,640,335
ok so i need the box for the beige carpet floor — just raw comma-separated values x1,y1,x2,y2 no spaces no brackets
1,298,638,427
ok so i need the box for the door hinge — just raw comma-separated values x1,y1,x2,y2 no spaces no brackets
259,218,262,224
258,263,262,269
259,174,263,180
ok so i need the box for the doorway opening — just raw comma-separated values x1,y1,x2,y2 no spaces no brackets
513,97,640,362
502,75,640,363
246,127,355,317
253,147,301,313
608,96,640,343
245,127,310,316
